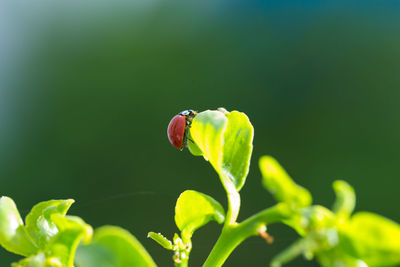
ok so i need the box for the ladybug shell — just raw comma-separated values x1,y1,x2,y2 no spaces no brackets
167,115,186,150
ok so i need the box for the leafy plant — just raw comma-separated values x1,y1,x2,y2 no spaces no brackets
0,108,399,267
0,197,156,267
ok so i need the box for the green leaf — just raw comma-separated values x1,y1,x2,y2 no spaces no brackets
0,196,37,256
188,110,254,191
332,180,355,221
222,111,254,190
259,156,312,207
45,214,92,267
75,226,157,267
341,212,400,266
175,190,225,241
5,198,92,267
13,214,93,267
25,199,75,249
147,232,172,250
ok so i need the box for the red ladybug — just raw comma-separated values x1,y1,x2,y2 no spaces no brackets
167,110,197,150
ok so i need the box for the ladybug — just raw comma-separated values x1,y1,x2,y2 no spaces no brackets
167,109,197,150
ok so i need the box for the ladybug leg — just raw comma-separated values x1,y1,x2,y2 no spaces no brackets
183,126,195,148
184,137,195,148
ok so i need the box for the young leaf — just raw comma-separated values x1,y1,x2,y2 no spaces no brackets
332,180,355,221
75,226,157,267
189,110,254,192
259,156,312,208
13,214,93,267
0,196,37,256
341,212,400,266
25,199,75,249
147,232,173,250
175,190,225,241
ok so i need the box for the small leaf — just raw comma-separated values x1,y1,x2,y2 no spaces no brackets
175,190,225,241
189,110,254,192
0,196,37,256
43,214,93,267
341,212,400,266
259,156,312,207
147,232,173,250
25,199,75,249
51,214,92,243
332,180,355,221
75,226,157,267
11,206,92,267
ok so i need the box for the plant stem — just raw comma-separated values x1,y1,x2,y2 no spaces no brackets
270,237,308,267
175,259,188,267
225,184,240,225
203,204,291,267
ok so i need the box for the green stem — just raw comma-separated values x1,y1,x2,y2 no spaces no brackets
225,184,240,225
175,259,188,267
173,239,191,267
203,203,291,267
270,237,308,267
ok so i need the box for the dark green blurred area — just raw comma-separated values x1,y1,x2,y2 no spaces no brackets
1,1,400,266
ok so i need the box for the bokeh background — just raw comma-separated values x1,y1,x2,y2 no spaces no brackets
1,0,400,266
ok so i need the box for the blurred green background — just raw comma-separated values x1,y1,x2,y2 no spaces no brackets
1,1,400,266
